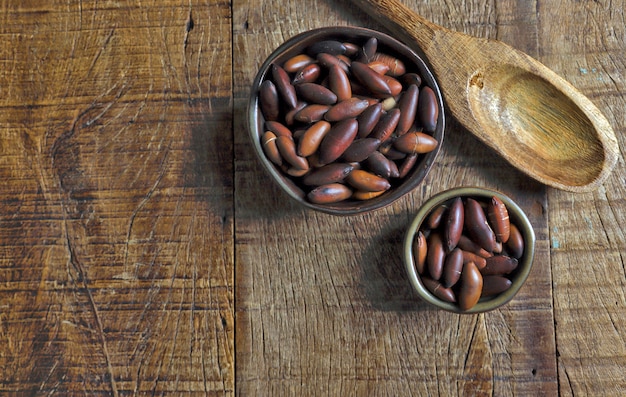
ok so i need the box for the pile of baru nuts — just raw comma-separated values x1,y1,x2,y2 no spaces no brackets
258,35,441,204
412,195,525,311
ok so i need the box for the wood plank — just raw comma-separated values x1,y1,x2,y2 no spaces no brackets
233,0,556,395
0,1,234,395
536,0,626,394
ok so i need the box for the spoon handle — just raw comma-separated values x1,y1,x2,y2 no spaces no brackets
351,0,440,48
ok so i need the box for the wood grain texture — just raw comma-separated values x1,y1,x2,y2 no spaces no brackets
234,0,556,395
0,1,234,395
538,0,626,395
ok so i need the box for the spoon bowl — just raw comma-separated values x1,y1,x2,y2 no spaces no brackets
353,0,619,191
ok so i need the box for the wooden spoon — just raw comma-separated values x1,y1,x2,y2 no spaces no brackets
352,0,619,192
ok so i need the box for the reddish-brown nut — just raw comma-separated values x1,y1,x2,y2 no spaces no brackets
506,224,525,259
417,86,439,132
488,196,511,243
370,108,401,141
458,261,483,310
307,183,352,204
357,103,384,138
396,84,419,135
400,72,422,87
283,54,315,73
292,63,322,85
352,190,386,200
351,61,392,96
413,230,428,275
427,232,446,281
265,120,292,138
371,52,406,76
345,169,391,192
284,101,307,125
318,118,359,165
328,64,352,102
443,247,464,288
360,36,378,63
298,120,331,157
307,40,347,57
461,250,487,270
259,80,280,121
367,61,390,75
302,162,354,186
422,277,456,303
271,64,298,109
295,82,338,105
382,75,403,97
457,235,493,259
426,203,448,230
393,130,438,154
444,197,464,252
342,138,381,163
317,53,350,74
398,153,418,178
481,255,518,276
294,104,330,124
261,131,282,166
481,275,513,297
324,98,370,122
276,135,308,170
365,151,399,179
464,198,497,253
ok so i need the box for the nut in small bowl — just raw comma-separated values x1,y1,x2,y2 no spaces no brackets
403,187,535,313
248,26,445,215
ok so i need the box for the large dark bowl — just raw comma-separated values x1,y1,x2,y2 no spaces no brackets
247,26,445,215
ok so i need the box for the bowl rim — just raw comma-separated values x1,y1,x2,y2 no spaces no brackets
247,26,446,215
403,187,536,313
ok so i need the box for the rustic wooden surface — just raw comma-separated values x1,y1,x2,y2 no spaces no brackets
1,0,624,395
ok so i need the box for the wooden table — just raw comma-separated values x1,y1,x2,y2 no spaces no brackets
1,0,624,395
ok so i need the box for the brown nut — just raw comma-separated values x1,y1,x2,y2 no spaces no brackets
481,275,513,297
464,198,497,253
307,183,352,204
283,54,315,73
328,64,352,102
351,61,392,96
276,135,308,170
342,138,381,163
393,130,438,154
295,82,338,105
422,277,456,303
417,86,439,132
292,63,322,85
457,235,493,259
259,80,280,121
444,196,464,252
370,108,401,141
302,162,354,186
396,84,419,135
294,104,330,124
398,153,418,178
298,120,332,157
506,223,525,259
352,190,386,200
318,118,359,165
413,230,428,275
271,64,298,109
458,261,483,311
426,232,445,281
371,52,406,76
356,103,384,138
442,247,463,288
261,131,282,166
324,97,370,122
488,196,511,243
365,151,399,179
345,169,391,192
481,255,518,276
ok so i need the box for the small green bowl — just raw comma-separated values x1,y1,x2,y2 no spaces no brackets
403,187,536,313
